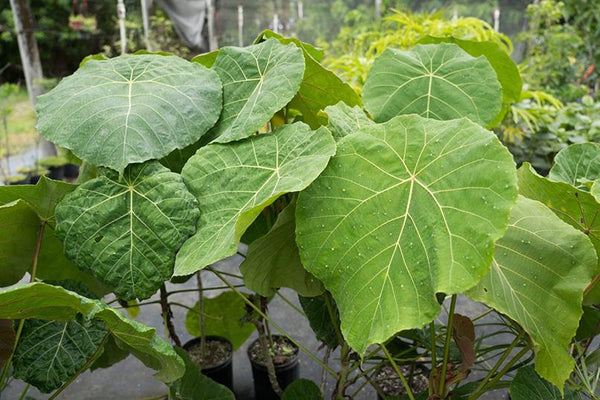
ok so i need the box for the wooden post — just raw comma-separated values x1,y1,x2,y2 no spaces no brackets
237,5,243,47
297,1,303,19
9,0,43,105
117,0,127,54
375,0,381,21
207,0,218,51
493,8,500,32
140,0,152,51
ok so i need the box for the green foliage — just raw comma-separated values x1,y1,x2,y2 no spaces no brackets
510,365,580,399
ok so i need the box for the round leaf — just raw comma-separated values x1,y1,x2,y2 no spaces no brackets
468,196,598,388
549,143,600,200
296,115,517,354
210,39,305,143
55,162,199,300
37,54,222,173
175,123,335,276
362,43,502,126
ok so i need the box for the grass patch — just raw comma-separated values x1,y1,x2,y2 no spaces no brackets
1,85,39,157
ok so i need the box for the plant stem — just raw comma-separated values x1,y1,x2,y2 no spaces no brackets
18,383,30,400
430,321,437,369
334,342,351,400
467,341,531,400
320,347,331,394
250,302,283,397
197,272,206,358
166,285,246,297
209,267,338,378
48,333,110,400
159,284,181,347
438,294,458,396
381,344,416,400
0,221,46,390
275,290,306,317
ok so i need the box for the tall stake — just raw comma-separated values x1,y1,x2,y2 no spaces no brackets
140,0,152,51
117,0,127,54
237,5,244,47
207,0,218,51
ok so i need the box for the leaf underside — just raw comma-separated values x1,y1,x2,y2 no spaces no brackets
296,114,517,354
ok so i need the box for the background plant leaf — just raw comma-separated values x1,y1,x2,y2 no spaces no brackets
175,123,335,276
298,295,341,349
184,291,255,350
281,379,324,400
0,282,184,383
37,54,222,173
56,161,199,300
469,196,597,388
362,43,502,126
296,115,517,354
0,320,15,370
510,366,580,400
209,39,304,143
324,102,374,140
240,200,324,297
256,30,361,129
549,143,600,201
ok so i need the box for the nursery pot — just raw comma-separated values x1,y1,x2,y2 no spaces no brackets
248,335,299,400
374,365,428,400
63,163,80,179
46,166,65,181
183,335,233,390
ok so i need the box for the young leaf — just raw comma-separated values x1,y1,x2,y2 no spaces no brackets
184,291,255,350
169,347,235,400
362,43,502,126
257,30,361,129
0,320,15,370
175,123,335,276
469,196,598,388
210,39,305,143
549,143,600,200
36,54,222,173
510,366,580,400
517,163,600,304
282,379,324,400
240,200,324,297
324,102,374,140
296,114,517,355
0,282,185,383
12,316,108,392
55,161,199,300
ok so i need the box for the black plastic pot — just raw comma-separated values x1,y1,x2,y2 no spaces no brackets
28,175,42,184
248,336,299,400
46,166,65,181
183,335,233,390
63,163,80,179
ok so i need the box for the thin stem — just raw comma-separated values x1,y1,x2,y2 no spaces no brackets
160,284,181,347
438,295,458,396
209,267,338,378
584,274,600,297
115,300,161,309
381,344,416,400
18,383,30,400
275,291,306,317
320,348,331,394
210,269,243,280
166,285,245,297
471,308,495,323
197,272,206,358
48,334,110,400
430,321,437,369
334,343,351,400
29,221,46,281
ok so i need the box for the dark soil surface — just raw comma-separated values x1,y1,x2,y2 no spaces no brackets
187,338,232,369
248,335,298,367
374,365,429,397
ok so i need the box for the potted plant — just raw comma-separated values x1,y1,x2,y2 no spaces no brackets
37,155,68,180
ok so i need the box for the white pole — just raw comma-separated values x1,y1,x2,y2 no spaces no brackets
298,1,303,19
273,13,279,33
207,0,218,51
375,0,381,21
117,0,127,54
140,0,152,51
237,5,244,47
493,8,500,32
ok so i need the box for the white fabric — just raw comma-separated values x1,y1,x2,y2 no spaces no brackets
152,0,207,51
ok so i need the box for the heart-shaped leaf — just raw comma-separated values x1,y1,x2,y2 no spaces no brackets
175,123,335,276
56,161,199,300
209,39,305,143
12,316,107,392
240,200,324,297
296,114,517,354
468,196,598,388
0,282,184,382
37,54,222,173
362,43,502,126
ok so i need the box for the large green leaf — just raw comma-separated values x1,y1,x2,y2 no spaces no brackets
55,161,199,300
0,177,76,226
184,291,255,350
256,30,361,129
468,196,597,388
12,316,108,392
549,143,600,200
510,366,580,400
324,102,374,141
418,36,522,106
240,200,324,297
209,39,305,143
296,114,517,354
299,295,341,349
175,123,335,276
517,163,600,303
0,320,15,370
169,347,235,400
0,282,184,382
37,54,222,173
362,43,502,126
